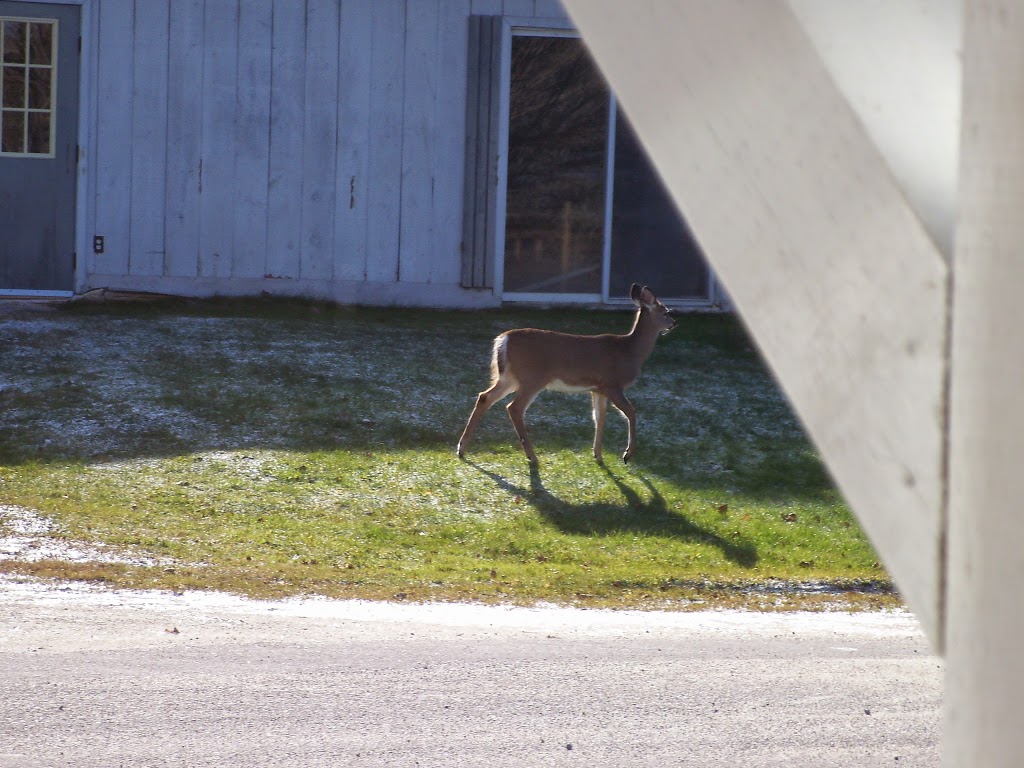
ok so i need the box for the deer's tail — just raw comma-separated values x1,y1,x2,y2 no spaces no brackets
490,333,509,382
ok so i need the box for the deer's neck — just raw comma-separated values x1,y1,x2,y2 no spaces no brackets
625,309,661,362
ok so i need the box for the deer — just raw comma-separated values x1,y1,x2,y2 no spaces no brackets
457,284,675,465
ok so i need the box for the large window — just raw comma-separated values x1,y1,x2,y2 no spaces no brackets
500,31,713,304
1,17,56,157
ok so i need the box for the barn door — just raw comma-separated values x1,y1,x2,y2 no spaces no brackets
0,1,79,293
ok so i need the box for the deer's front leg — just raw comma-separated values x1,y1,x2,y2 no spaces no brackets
605,389,637,464
591,392,608,462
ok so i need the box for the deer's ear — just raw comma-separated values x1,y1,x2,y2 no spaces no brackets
640,286,657,307
629,283,643,305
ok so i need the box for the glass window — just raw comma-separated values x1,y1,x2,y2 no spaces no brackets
608,111,709,300
503,35,608,295
0,18,56,157
502,31,711,303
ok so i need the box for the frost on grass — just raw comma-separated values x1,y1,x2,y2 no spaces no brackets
0,505,174,567
0,307,813,480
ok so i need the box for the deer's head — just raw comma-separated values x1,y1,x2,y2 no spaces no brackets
630,283,675,335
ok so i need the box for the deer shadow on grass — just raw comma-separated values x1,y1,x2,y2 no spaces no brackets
465,460,758,568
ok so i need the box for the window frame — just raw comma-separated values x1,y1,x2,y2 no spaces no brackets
0,15,59,159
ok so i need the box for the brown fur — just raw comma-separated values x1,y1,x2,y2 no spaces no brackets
457,284,674,464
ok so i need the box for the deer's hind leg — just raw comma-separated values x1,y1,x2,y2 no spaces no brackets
457,376,516,458
506,387,542,465
591,392,608,462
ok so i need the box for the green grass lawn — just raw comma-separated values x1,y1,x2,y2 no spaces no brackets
0,298,896,610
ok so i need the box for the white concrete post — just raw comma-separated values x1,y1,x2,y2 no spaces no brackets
945,2,1024,763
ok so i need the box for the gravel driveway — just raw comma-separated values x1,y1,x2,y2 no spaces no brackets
0,578,943,767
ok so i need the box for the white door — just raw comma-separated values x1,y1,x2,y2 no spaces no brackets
0,1,79,294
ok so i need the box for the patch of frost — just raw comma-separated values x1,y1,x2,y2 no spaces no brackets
0,505,174,567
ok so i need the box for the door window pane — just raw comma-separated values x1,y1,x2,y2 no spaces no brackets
2,64,24,108
1,109,23,153
28,65,50,109
28,22,52,65
504,35,608,294
27,111,49,153
609,112,709,299
0,17,55,157
3,20,25,63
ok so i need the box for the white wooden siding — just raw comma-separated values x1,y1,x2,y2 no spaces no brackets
91,0,132,276
232,0,273,280
266,0,306,281
400,0,440,285
81,0,569,304
198,0,237,279
163,0,204,279
128,1,168,276
300,0,339,281
432,0,471,285
334,0,372,282
364,0,405,284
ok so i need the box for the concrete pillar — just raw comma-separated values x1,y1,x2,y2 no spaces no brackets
945,1,1024,764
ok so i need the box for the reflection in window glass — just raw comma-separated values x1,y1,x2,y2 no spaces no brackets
28,66,50,109
3,20,25,63
502,33,712,302
2,65,24,108
28,22,52,65
609,112,709,300
1,109,24,153
0,17,55,156
503,36,608,294
27,111,49,153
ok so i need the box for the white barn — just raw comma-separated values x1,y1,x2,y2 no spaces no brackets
0,0,716,307
0,0,957,311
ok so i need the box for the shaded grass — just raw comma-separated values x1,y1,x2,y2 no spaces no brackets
0,298,895,610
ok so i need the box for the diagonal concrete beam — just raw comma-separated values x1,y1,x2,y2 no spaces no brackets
561,0,949,648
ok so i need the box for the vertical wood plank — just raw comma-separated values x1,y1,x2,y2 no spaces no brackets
533,0,567,19
398,0,439,284
431,0,470,284
364,0,405,283
502,0,534,17
471,0,502,15
299,0,339,280
80,0,100,282
460,15,502,289
233,0,273,279
266,0,306,279
334,0,373,282
93,0,134,275
482,15,503,290
164,0,205,278
129,1,169,276
461,14,484,288
198,0,239,278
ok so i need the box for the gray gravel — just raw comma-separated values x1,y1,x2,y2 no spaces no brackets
0,579,942,767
